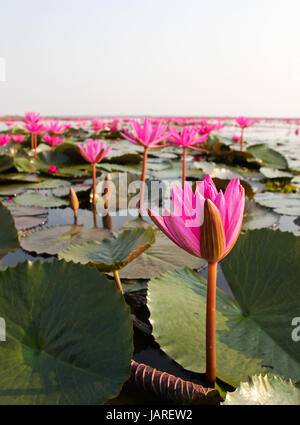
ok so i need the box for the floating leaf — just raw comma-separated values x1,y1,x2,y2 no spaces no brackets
247,144,289,169
260,167,293,179
222,375,300,405
58,227,156,272
255,192,300,216
21,224,111,255
0,260,133,405
148,230,300,387
242,199,278,230
0,155,14,173
119,233,207,279
14,192,69,208
7,205,48,231
0,202,19,259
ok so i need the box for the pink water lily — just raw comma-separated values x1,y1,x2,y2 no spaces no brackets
11,135,25,143
78,139,112,207
24,111,40,124
0,134,11,146
45,121,65,135
234,116,254,151
43,135,65,151
121,118,170,214
121,118,169,148
148,175,245,262
148,175,245,385
91,119,105,134
48,165,58,174
168,126,208,187
4,121,14,128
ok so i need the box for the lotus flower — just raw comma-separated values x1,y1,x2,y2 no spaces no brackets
148,175,245,263
11,135,25,143
198,120,217,136
168,126,208,187
121,118,169,148
43,135,65,151
78,139,112,207
24,111,40,124
234,116,254,151
0,134,11,146
121,118,169,214
91,119,105,134
4,121,14,127
148,175,245,385
48,165,58,174
45,121,65,135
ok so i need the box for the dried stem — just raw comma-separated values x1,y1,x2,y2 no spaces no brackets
113,270,123,293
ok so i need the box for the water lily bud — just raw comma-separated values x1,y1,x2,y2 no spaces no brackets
200,199,226,264
70,187,79,212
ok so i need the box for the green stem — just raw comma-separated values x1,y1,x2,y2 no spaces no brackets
206,262,217,385
182,146,187,188
139,147,148,216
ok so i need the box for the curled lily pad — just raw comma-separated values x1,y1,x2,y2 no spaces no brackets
148,230,300,387
21,224,111,255
222,375,300,405
0,155,14,172
247,144,289,169
58,227,156,272
255,192,300,216
0,202,19,259
0,260,133,405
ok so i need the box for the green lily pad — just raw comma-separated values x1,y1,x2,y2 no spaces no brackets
7,205,48,231
58,227,156,272
14,192,69,208
0,202,19,259
0,260,133,405
98,163,141,175
242,199,279,230
255,192,300,215
222,375,300,405
118,233,207,279
21,224,111,255
0,178,70,196
14,157,38,173
0,173,41,183
0,155,14,173
148,230,300,387
260,167,293,179
247,144,289,169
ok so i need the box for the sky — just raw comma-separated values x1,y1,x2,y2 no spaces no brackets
0,0,300,117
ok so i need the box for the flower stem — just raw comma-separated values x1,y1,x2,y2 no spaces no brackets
92,162,96,207
34,134,37,159
113,270,123,293
182,146,187,188
206,262,217,386
139,147,148,216
240,128,244,151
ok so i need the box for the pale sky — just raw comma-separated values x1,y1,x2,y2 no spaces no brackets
0,0,300,117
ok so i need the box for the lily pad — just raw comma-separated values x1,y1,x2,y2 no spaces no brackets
0,202,19,259
148,230,300,387
260,167,293,179
242,199,278,230
247,144,289,169
21,224,111,255
0,155,14,173
255,192,300,216
58,227,156,272
0,260,133,404
119,233,207,279
222,375,300,405
7,205,48,231
14,192,69,208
